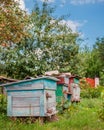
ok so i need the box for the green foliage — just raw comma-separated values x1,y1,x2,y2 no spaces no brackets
0,0,29,45
98,90,104,121
98,100,104,121
0,1,79,79
0,94,7,114
57,99,71,114
0,1,104,83
29,1,79,73
100,71,104,86
78,47,100,78
81,88,99,98
79,37,104,85
81,86,104,98
94,37,104,64
101,89,104,98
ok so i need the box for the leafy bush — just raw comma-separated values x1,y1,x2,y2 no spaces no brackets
0,94,7,114
57,99,71,114
81,86,104,98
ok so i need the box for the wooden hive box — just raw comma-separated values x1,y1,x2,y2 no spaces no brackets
57,75,69,85
69,76,80,84
3,76,58,117
56,75,70,103
69,76,81,103
56,84,69,103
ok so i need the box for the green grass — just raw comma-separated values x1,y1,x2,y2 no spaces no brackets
0,98,104,130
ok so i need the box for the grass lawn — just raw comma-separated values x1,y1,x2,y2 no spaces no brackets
0,98,104,130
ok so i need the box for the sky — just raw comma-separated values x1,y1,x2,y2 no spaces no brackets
19,0,104,47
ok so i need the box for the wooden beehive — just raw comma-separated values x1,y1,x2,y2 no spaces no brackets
3,76,58,117
56,75,71,103
69,76,81,102
69,76,80,84
56,84,72,102
57,75,69,85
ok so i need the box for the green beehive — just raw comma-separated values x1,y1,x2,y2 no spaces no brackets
56,84,69,103
56,84,63,103
74,78,80,84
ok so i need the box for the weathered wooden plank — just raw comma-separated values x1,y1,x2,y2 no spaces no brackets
40,95,44,116
64,77,69,84
12,97,40,106
44,80,57,90
44,90,56,115
63,86,68,100
9,91,43,97
12,107,40,116
12,96,41,116
6,82,44,91
7,96,12,116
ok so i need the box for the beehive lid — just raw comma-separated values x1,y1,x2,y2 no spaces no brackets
2,76,59,87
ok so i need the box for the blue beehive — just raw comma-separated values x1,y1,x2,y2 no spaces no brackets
3,76,58,117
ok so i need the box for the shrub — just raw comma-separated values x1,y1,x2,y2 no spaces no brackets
0,94,7,114
57,99,71,114
81,86,104,98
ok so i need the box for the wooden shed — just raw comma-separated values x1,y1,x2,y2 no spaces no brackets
3,76,58,117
